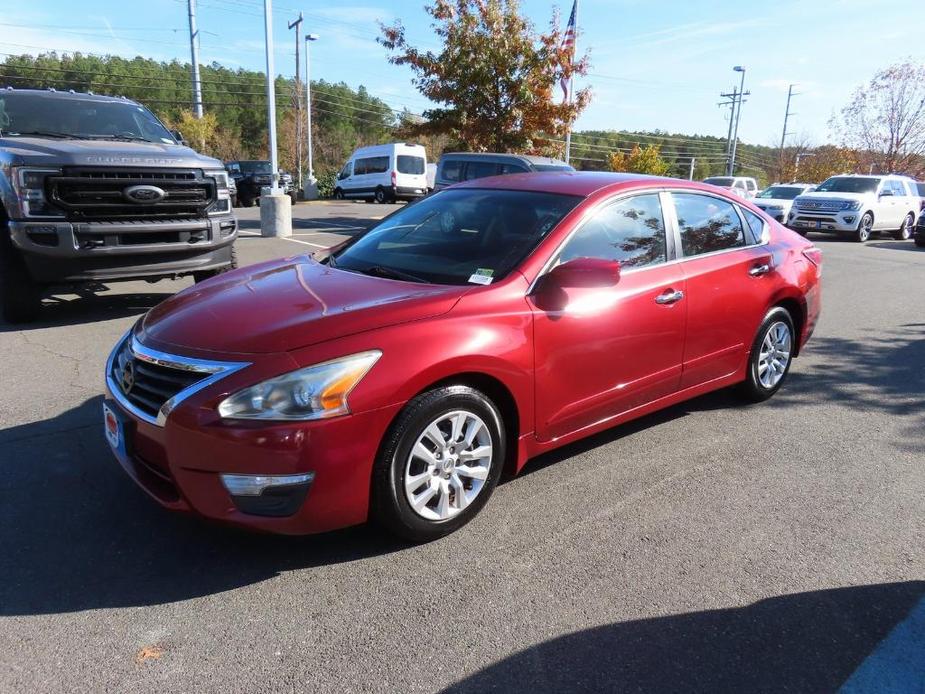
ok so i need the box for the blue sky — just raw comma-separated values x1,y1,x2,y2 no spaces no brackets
3,0,923,147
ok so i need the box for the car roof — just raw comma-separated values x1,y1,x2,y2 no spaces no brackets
439,152,570,167
0,87,139,105
451,171,722,197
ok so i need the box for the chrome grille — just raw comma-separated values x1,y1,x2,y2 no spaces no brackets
48,168,216,220
795,199,852,212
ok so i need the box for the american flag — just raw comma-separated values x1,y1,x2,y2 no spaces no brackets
560,0,577,102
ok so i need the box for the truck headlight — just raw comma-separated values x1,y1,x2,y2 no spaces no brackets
218,351,382,421
845,200,862,211
11,167,64,218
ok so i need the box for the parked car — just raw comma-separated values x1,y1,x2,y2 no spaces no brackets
225,160,271,207
333,143,428,203
103,172,821,541
433,152,573,191
788,174,920,242
914,209,925,247
227,175,238,208
752,183,815,223
914,181,925,213
0,88,237,323
702,176,759,199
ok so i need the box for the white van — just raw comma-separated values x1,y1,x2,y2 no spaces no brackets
333,143,428,203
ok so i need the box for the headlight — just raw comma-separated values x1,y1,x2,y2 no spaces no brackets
767,204,784,211
206,170,229,189
11,167,64,218
218,351,382,421
845,200,862,211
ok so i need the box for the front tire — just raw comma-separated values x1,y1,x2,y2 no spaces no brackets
738,307,796,403
333,188,344,200
193,245,238,284
0,235,43,324
894,213,914,241
371,385,505,542
855,212,873,242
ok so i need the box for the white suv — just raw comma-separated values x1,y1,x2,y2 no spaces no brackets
703,176,758,199
788,174,919,242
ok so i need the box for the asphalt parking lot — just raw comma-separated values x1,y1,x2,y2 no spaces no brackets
1,201,923,692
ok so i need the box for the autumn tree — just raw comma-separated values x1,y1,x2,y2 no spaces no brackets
608,144,671,176
781,145,860,184
379,0,590,153
832,61,925,177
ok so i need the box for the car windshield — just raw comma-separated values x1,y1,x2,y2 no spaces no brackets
331,188,582,285
239,161,273,174
816,177,879,193
757,186,805,200
0,92,174,143
703,177,734,187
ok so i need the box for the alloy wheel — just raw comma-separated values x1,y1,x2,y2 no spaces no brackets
757,321,792,389
403,410,493,521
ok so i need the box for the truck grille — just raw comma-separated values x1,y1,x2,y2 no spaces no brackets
48,168,216,220
794,199,852,212
111,338,208,419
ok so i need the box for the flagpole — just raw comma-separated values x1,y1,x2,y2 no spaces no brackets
564,0,578,165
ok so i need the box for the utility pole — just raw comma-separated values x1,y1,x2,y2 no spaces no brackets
563,0,579,165
263,0,279,192
288,13,303,193
778,84,798,181
305,34,319,196
728,65,747,176
794,152,813,179
186,0,204,118
688,157,696,180
718,88,738,173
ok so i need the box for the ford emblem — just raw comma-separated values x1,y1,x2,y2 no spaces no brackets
123,184,166,204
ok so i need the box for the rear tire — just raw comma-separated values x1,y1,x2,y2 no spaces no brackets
371,385,505,542
374,186,387,204
855,212,873,242
916,236,925,248
333,188,344,200
193,245,238,284
0,236,42,324
738,307,796,403
894,213,914,241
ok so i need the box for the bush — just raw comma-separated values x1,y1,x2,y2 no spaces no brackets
315,168,338,199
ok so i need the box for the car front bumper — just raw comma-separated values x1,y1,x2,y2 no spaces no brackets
787,209,861,233
103,374,402,535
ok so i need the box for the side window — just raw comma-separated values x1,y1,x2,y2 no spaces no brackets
500,163,528,174
441,160,462,183
465,161,500,180
364,156,388,175
746,179,757,192
339,162,352,180
891,180,907,197
354,158,368,176
558,194,667,269
673,193,746,256
742,208,766,244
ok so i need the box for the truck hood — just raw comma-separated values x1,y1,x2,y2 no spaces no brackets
795,191,871,204
0,136,221,168
138,256,469,355
753,197,795,207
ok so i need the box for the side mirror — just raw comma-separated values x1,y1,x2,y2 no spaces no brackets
879,190,893,197
531,258,621,312
171,129,187,145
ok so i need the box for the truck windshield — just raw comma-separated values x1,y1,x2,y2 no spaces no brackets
0,92,175,143
816,177,879,194
239,161,273,174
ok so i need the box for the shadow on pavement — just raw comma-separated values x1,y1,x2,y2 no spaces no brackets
0,396,405,616
0,289,176,333
442,581,925,693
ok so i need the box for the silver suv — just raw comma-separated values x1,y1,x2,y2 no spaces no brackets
788,174,919,242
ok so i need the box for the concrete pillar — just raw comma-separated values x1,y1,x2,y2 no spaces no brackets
260,192,292,238
303,176,319,201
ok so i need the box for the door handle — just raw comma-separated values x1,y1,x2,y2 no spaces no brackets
655,289,684,305
749,263,771,277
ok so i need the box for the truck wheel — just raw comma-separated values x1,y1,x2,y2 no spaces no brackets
855,212,873,243
374,187,386,204
0,242,42,324
893,213,914,241
193,245,238,284
240,196,254,208
333,188,344,200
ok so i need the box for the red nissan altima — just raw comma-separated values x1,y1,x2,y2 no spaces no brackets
103,172,821,541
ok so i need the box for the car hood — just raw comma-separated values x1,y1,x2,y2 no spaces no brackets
795,191,871,204
138,256,469,355
0,136,221,168
753,198,795,207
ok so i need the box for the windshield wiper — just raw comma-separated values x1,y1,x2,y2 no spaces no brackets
85,133,153,142
360,265,428,283
4,130,81,139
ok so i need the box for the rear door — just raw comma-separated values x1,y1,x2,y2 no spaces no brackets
668,191,774,389
395,152,428,193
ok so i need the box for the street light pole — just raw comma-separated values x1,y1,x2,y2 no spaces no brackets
304,33,319,199
728,65,746,176
186,0,204,119
263,0,279,193
288,13,303,192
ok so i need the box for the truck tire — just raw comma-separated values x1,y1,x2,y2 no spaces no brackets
193,244,238,284
855,212,874,243
0,238,42,324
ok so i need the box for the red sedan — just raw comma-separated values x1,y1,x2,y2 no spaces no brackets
103,172,822,541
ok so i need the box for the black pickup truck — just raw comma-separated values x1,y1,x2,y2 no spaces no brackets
0,88,238,322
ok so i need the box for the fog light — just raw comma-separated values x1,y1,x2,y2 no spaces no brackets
844,215,855,224
221,472,314,517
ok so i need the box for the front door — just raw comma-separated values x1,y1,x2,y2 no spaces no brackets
531,193,687,442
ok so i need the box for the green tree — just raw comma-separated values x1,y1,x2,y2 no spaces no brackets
379,0,591,153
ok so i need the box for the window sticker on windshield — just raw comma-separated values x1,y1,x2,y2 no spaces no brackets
468,268,494,285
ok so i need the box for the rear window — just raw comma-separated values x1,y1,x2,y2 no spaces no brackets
703,177,734,187
465,162,500,180
440,159,463,183
397,155,426,175
532,164,575,172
